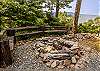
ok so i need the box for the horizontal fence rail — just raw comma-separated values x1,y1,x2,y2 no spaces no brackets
14,26,39,30
14,26,68,37
4,26,68,43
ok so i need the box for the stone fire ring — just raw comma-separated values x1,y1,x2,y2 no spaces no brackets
35,38,82,69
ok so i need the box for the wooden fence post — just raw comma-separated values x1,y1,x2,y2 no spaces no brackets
38,25,45,36
0,40,12,68
42,25,45,35
0,41,4,67
3,40,12,66
6,28,16,50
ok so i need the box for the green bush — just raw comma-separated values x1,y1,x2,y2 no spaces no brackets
0,0,45,30
78,19,100,33
44,12,73,27
58,12,73,30
48,17,62,26
44,12,61,26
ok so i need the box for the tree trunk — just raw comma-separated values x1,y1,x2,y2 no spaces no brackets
55,0,59,17
72,0,82,34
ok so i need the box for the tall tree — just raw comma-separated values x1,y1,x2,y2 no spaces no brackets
46,0,73,17
72,0,82,34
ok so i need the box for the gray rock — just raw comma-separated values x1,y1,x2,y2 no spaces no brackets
40,53,44,58
63,59,71,67
62,46,70,52
36,42,45,48
70,64,75,68
64,40,75,48
46,60,54,67
70,42,79,50
43,54,48,60
71,56,77,64
35,51,39,56
57,60,65,68
59,38,65,44
51,60,59,68
75,55,80,60
64,40,75,45
53,41,62,50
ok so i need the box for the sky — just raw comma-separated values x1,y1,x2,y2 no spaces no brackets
65,0,100,15
99,1,100,15
43,0,100,16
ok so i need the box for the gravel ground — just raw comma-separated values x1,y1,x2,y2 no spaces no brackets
75,43,100,71
1,34,100,71
4,44,70,71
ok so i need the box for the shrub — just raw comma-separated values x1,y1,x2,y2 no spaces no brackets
78,19,100,33
0,0,45,30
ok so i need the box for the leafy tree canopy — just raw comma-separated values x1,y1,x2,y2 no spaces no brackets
0,0,46,30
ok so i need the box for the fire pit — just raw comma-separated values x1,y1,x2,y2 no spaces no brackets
35,37,82,69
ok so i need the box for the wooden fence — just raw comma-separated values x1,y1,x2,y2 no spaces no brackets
0,26,68,67
6,25,68,42
0,31,12,68
14,26,68,37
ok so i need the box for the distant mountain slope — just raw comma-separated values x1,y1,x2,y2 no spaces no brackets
78,14,98,23
67,12,99,23
51,12,99,23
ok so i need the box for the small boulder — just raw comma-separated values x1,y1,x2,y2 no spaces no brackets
53,41,61,50
63,59,71,66
51,60,59,68
66,34,74,39
70,64,75,68
57,60,65,69
57,64,65,69
35,51,39,56
45,46,54,52
71,49,79,55
46,60,54,67
75,63,85,70
77,50,82,56
75,55,80,60
64,40,74,48
43,54,48,60
36,42,45,47
59,38,65,44
70,42,79,50
50,50,58,53
62,46,70,52
85,47,91,52
40,53,44,58
71,56,77,64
